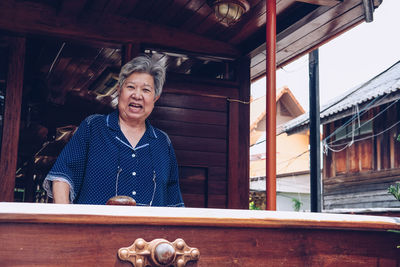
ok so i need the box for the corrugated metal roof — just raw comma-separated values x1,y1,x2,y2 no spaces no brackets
281,60,400,134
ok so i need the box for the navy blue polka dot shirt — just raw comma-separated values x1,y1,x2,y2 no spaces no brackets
43,110,184,207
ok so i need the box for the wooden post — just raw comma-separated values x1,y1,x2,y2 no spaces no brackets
228,57,250,209
122,43,142,65
309,49,321,212
266,0,277,210
0,37,25,202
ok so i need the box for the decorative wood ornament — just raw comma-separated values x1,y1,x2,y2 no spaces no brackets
118,238,200,267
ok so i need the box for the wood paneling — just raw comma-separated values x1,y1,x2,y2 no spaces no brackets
323,102,400,210
227,57,250,209
348,143,358,173
360,139,373,171
0,36,25,202
179,166,207,207
335,148,347,174
151,79,240,208
152,106,227,125
151,120,227,139
170,135,226,153
0,203,399,266
276,1,364,66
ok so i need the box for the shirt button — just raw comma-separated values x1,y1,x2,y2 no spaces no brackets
132,154,136,158
132,191,136,196
132,172,136,176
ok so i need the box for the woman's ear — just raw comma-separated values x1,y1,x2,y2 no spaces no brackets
154,95,160,102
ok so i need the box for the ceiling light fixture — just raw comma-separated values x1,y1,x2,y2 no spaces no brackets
207,0,250,26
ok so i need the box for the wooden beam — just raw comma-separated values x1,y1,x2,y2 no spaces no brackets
0,37,25,202
0,0,239,57
57,0,89,18
295,0,342,6
277,0,364,66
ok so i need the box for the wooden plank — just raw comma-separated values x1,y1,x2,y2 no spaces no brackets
175,150,226,167
180,180,206,195
324,190,399,205
154,0,189,25
181,193,206,207
295,0,342,7
208,181,227,195
276,0,356,50
115,0,140,17
164,82,239,99
157,93,228,112
324,168,400,186
181,2,211,32
0,221,399,266
101,0,125,15
348,142,359,173
208,167,227,182
0,37,25,202
207,194,227,208
57,0,89,18
170,135,226,153
276,1,364,66
0,0,239,58
227,99,240,208
151,106,227,126
227,0,266,44
325,180,400,196
128,0,158,21
237,57,250,209
1,203,400,230
335,148,347,174
227,57,250,209
360,138,373,171
150,119,227,139
0,204,399,266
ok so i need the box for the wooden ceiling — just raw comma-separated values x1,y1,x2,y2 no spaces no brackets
0,0,382,59
0,0,383,99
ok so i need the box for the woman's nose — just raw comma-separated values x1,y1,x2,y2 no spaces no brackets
130,89,142,99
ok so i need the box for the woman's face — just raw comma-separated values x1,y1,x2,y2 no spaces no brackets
118,72,159,124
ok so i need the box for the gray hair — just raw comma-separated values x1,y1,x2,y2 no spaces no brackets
118,55,166,97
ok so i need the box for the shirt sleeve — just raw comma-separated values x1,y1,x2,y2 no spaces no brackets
43,117,91,203
166,144,185,207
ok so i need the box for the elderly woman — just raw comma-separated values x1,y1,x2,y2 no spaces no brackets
43,55,184,207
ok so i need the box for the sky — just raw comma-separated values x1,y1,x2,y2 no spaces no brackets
251,0,400,112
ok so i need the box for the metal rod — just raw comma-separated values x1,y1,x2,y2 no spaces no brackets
309,49,322,212
266,0,277,211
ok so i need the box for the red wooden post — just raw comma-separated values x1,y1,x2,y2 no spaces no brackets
0,37,25,201
266,0,276,210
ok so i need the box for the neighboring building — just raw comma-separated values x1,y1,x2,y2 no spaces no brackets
282,61,400,211
250,86,310,211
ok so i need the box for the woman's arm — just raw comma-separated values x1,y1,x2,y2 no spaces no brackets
52,180,71,204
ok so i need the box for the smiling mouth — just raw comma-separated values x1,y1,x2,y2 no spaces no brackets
128,103,143,109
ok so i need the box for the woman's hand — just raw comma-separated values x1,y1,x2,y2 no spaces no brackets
52,180,70,204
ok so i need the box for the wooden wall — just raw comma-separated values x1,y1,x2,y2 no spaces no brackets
323,102,400,210
0,31,250,209
151,72,249,209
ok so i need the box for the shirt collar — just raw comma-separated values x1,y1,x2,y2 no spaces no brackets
107,109,157,139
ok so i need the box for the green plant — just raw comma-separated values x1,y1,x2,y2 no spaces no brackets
292,198,303,211
388,183,400,201
249,201,261,210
